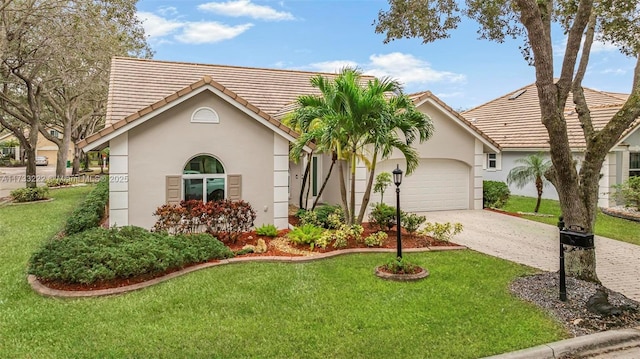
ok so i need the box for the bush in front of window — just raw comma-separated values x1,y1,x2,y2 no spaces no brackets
28,226,233,285
152,199,257,243
483,180,510,208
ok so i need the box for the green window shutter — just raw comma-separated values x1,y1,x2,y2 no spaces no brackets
166,175,182,204
228,174,241,200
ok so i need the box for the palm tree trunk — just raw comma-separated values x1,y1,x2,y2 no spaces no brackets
535,177,543,213
349,151,357,225
338,159,350,224
357,152,378,224
311,152,336,210
299,152,312,209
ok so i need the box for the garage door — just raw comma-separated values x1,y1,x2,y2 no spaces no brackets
376,159,470,212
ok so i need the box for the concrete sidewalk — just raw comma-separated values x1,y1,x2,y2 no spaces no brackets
423,210,640,302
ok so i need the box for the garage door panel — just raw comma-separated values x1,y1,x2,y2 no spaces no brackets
376,159,469,212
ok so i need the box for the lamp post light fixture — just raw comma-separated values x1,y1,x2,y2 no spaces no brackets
392,164,403,259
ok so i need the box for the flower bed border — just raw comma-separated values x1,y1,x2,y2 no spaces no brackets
28,246,464,298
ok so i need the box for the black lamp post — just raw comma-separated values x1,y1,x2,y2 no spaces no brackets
393,164,403,259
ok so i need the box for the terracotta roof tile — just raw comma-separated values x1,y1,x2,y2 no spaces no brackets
462,83,636,149
105,57,353,126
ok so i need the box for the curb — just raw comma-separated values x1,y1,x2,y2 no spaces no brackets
28,245,465,298
483,327,640,359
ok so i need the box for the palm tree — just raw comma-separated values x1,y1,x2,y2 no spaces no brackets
290,68,434,224
356,92,433,223
506,153,552,213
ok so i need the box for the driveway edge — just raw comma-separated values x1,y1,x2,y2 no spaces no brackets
483,327,640,359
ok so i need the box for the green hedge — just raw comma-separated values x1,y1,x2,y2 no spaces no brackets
64,176,109,235
10,187,49,202
28,226,234,284
483,180,511,208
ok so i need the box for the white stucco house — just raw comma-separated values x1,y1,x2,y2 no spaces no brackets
79,57,498,229
463,83,640,207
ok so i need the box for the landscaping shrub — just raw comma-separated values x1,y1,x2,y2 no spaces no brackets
369,203,397,231
314,204,344,229
10,187,49,202
401,213,426,235
419,222,463,242
483,180,511,208
255,224,278,237
287,224,325,250
28,226,234,284
45,177,73,187
64,176,109,235
364,231,387,247
613,176,640,210
152,199,256,242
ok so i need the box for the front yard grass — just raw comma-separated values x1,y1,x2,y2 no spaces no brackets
503,195,640,246
0,187,567,358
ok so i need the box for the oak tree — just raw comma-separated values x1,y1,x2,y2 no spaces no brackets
376,0,640,281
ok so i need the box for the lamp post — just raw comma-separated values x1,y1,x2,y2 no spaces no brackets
392,165,403,259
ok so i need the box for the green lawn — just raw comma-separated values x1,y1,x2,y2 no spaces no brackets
503,195,640,245
0,187,567,358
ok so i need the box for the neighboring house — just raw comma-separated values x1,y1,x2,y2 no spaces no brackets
79,57,498,230
463,83,640,207
0,129,74,164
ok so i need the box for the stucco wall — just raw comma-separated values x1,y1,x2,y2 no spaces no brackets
483,151,616,207
126,91,275,229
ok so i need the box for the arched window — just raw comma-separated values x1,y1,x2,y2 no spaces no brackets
191,107,219,123
183,155,225,202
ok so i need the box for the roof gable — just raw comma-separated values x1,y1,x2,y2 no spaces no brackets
409,91,500,151
79,76,304,150
462,83,636,150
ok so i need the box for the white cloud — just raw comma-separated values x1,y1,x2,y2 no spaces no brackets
198,0,295,21
554,35,618,56
137,11,184,38
176,22,254,44
601,68,626,75
306,60,359,73
137,11,253,44
301,53,465,90
157,6,179,16
364,53,466,86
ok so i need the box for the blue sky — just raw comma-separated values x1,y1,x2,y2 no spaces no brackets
136,0,637,110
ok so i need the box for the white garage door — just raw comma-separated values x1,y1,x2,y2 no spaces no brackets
377,159,470,212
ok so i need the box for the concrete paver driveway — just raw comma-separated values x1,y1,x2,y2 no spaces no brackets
423,210,640,302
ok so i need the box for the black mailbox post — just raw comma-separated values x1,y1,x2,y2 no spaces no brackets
558,216,595,301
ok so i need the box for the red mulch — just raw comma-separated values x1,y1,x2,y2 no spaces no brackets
484,207,523,217
38,221,460,292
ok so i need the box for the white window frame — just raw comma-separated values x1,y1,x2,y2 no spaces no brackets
483,153,502,171
49,129,60,138
191,107,220,124
630,152,640,177
182,173,227,201
182,155,226,202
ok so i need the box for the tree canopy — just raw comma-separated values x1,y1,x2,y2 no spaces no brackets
376,0,640,282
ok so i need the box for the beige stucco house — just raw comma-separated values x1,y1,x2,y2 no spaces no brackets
0,128,74,165
463,83,640,207
79,57,497,229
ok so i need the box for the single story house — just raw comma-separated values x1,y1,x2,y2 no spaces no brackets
463,83,640,207
0,128,74,165
79,57,498,229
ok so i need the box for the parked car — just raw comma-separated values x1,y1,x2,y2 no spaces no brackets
35,156,49,166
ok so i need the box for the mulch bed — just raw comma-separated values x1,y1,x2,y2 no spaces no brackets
38,221,459,292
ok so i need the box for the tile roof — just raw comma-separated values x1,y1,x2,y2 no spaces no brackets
409,91,500,150
462,82,638,149
79,75,303,149
106,57,349,125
